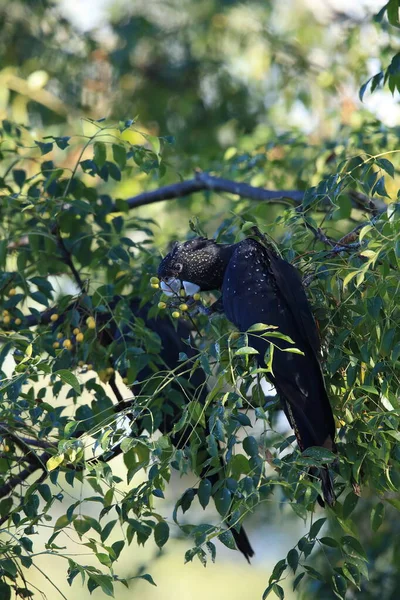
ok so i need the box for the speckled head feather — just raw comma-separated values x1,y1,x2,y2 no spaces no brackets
158,237,234,291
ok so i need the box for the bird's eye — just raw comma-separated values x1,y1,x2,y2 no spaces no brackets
175,263,183,273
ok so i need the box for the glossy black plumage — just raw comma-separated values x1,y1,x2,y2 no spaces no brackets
158,237,336,505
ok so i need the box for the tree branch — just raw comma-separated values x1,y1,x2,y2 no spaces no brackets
120,170,389,214
121,171,304,211
0,452,51,501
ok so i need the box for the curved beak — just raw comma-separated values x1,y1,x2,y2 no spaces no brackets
160,278,181,297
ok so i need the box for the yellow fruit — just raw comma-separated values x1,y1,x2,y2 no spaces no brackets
171,311,180,319
8,288,16,297
15,318,22,325
158,301,167,309
179,303,188,311
106,367,114,375
50,314,59,322
86,317,96,329
73,328,80,335
78,361,85,367
57,332,63,339
63,339,72,349
2,310,9,316
150,283,159,289
87,364,93,370
122,377,128,384
193,293,201,301
3,316,10,324
53,342,60,349
150,276,159,284
76,332,84,342
180,289,186,297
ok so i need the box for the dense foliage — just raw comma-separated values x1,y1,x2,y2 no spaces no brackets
0,1,400,599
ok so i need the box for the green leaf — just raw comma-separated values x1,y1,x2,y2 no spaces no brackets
218,529,236,550
309,518,326,539
94,141,107,167
55,370,81,394
74,518,91,536
387,0,400,27
341,536,367,560
370,502,385,532
214,488,231,516
270,558,287,583
243,436,258,457
320,537,339,547
293,572,305,591
154,521,169,548
272,584,284,599
279,347,304,355
35,141,53,155
133,574,157,587
287,548,299,573
54,514,71,531
47,454,64,471
112,144,127,169
376,157,395,178
235,346,259,356
147,135,160,156
302,447,336,464
0,582,11,600
198,479,212,509
343,492,359,519
247,323,278,332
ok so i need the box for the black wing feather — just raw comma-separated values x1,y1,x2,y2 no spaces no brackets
221,239,335,495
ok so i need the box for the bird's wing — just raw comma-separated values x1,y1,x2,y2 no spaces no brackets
221,240,336,446
267,249,322,360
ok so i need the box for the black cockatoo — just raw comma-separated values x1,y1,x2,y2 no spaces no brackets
158,237,336,506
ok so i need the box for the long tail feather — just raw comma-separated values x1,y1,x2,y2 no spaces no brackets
231,525,255,563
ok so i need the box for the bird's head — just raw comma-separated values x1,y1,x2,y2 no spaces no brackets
158,237,231,296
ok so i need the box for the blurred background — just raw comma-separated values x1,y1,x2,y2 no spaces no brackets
0,0,398,598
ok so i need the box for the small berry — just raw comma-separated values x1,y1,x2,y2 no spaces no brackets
78,361,85,367
150,283,159,289
122,377,128,384
171,311,180,319
158,301,167,309
50,314,59,322
179,303,188,312
86,317,96,329
73,328,80,335
106,367,114,375
87,364,93,370
193,293,201,301
63,339,72,349
76,332,84,342
2,310,9,316
150,276,160,284
180,289,186,297
8,288,16,297
15,318,22,325
53,342,60,349
3,316,10,325
57,332,63,339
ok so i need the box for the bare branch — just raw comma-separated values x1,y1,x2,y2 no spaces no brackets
121,170,390,214
0,452,51,501
121,171,303,211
